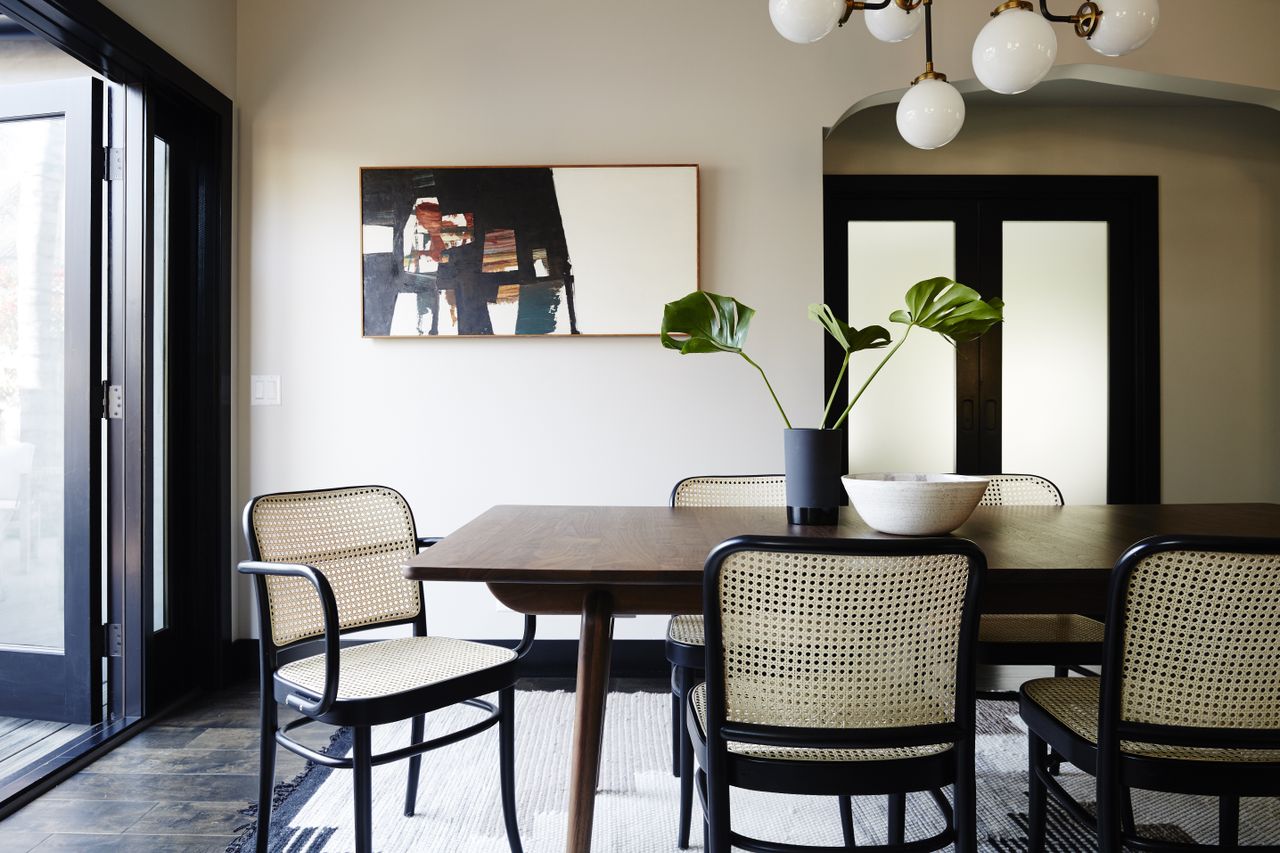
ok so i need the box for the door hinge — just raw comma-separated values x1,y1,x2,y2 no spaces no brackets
104,147,123,181
103,623,122,658
102,382,123,420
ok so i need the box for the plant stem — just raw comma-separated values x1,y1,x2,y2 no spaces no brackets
739,351,793,429
820,351,851,430
830,324,913,431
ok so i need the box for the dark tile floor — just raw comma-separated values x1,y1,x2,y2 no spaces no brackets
0,678,664,853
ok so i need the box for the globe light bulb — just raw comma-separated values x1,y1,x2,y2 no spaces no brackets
768,0,845,44
896,77,966,150
1088,0,1159,56
865,2,923,44
972,5,1058,94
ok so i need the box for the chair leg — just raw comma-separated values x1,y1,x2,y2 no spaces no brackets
706,765,731,853
675,666,694,849
838,795,856,847
1121,787,1137,836
404,713,425,817
1027,731,1047,853
957,742,972,850
888,792,905,845
255,696,277,853
670,669,681,777
1219,794,1239,848
1053,665,1069,678
499,686,524,853
352,726,374,853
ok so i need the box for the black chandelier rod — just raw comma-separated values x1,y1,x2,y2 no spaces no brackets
1039,0,1078,24
923,0,934,68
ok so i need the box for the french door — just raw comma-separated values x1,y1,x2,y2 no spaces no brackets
0,78,103,723
824,175,1160,504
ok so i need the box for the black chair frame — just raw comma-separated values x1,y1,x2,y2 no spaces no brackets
666,473,786,848
692,535,987,853
1020,534,1280,853
240,487,536,853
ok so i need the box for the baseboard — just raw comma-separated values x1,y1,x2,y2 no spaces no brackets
978,664,1055,693
231,638,668,682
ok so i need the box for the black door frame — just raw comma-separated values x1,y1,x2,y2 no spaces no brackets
0,0,232,814
824,175,1160,504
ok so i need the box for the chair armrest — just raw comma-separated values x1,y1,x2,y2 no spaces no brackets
238,560,341,718
416,536,442,550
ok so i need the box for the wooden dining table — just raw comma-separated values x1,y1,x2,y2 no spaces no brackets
403,502,1280,853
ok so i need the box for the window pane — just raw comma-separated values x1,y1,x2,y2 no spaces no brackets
1002,221,1109,504
846,221,956,473
152,137,169,631
0,115,66,651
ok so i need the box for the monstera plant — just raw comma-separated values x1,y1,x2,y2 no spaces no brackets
661,276,1004,428
660,276,1004,524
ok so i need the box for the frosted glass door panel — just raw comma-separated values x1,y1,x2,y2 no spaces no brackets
1002,221,1108,505
846,222,955,474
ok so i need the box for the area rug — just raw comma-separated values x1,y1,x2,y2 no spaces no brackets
227,692,1279,852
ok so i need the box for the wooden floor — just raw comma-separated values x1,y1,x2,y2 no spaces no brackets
0,718,90,783
0,677,663,853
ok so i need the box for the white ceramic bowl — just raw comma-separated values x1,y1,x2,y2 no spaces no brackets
842,473,990,536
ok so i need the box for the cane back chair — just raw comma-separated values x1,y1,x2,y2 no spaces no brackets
665,474,787,848
690,535,987,853
975,474,1105,678
239,485,535,853
1020,535,1280,851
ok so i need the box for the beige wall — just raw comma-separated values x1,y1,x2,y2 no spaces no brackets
98,0,235,97
825,101,1280,505
232,0,1280,639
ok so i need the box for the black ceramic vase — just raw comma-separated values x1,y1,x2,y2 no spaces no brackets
783,428,844,525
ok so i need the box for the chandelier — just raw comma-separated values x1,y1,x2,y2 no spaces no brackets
770,0,1160,149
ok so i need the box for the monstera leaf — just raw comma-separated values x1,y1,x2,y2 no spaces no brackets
660,291,792,427
889,276,1004,344
660,292,755,355
808,304,890,354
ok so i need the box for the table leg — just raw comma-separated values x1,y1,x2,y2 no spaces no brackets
566,590,613,853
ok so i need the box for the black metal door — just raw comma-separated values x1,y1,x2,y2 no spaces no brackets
0,77,103,723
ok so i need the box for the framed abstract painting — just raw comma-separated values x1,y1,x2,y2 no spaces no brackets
359,165,699,337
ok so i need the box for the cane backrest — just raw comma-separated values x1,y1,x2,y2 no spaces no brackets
1116,545,1280,731
248,486,422,647
672,475,787,508
978,474,1063,507
715,547,977,730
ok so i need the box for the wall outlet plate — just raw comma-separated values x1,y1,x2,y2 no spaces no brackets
251,375,281,406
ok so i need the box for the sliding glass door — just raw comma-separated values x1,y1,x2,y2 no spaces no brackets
0,78,103,723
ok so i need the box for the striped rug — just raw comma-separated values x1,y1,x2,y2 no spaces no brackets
227,691,1279,852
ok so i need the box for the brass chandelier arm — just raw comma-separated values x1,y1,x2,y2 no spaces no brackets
839,0,923,28
839,0,892,28
1038,0,1103,38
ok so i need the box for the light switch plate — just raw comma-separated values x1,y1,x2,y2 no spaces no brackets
251,375,281,406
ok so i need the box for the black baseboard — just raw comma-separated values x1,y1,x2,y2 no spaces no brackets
230,638,669,683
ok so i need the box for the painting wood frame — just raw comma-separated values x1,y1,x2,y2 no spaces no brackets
360,164,700,338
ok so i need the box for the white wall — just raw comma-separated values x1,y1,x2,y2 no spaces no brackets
229,0,1280,641
825,101,1280,507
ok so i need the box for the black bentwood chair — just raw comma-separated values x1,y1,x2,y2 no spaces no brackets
239,485,534,853
690,535,986,853
664,474,787,849
1020,535,1280,852
975,474,1105,679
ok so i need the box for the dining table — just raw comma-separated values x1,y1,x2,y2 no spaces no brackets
403,501,1280,853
